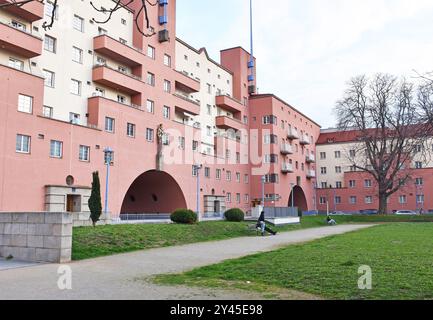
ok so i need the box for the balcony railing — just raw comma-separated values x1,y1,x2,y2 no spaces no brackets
93,63,142,81
281,163,294,174
280,144,294,155
287,128,299,140
300,134,311,145
306,154,316,163
0,0,44,22
0,20,42,58
307,170,316,179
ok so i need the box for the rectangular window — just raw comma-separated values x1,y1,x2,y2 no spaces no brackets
117,94,126,104
321,182,328,189
226,193,232,203
163,106,170,119
226,171,232,181
264,174,279,184
335,166,342,174
262,115,278,125
9,57,24,70
163,80,171,93
417,195,425,204
415,178,424,186
45,1,58,19
321,167,327,175
16,134,30,153
146,128,154,142
245,194,250,204
127,123,136,138
399,195,407,204
43,70,55,87
216,169,221,180
205,167,210,178
415,162,423,169
105,117,115,133
236,193,241,204
320,152,326,160
72,46,83,63
336,182,343,189
178,137,185,149
319,197,327,205
335,196,342,204
147,46,155,59
349,180,356,188
335,151,341,159
146,100,154,113
207,83,212,94
147,72,155,86
73,15,84,32
350,196,357,204
236,172,241,183
364,180,372,188
43,106,53,118
365,196,373,204
44,35,56,53
18,94,33,114
69,113,80,124
79,145,90,162
192,141,199,152
50,140,62,158
350,150,356,158
244,174,249,184
70,79,81,95
164,54,171,67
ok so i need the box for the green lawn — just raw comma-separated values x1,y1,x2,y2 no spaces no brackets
72,215,433,261
154,223,433,300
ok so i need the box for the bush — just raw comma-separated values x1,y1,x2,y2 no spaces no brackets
224,208,245,222
171,209,198,224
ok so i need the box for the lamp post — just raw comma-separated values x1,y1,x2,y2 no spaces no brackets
261,176,266,211
290,183,295,209
103,147,113,215
194,165,202,222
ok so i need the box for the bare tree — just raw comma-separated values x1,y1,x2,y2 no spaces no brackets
0,0,157,36
335,74,428,214
418,76,433,131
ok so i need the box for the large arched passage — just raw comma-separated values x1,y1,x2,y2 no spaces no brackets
120,170,187,215
288,186,308,212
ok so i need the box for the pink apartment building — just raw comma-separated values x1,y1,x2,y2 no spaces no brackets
0,0,320,220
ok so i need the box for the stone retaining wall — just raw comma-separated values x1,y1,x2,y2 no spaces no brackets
72,212,112,227
0,213,72,263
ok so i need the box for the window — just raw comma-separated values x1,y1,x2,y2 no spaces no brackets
146,128,154,142
216,169,221,180
178,137,185,149
44,35,56,53
244,174,249,184
121,18,126,25
264,154,278,164
98,27,107,35
73,15,84,32
236,172,241,183
50,140,62,158
319,197,327,205
105,117,115,133
147,46,155,59
163,80,171,93
236,193,241,204
364,180,372,188
162,133,170,146
335,151,341,159
335,196,342,205
18,94,33,114
226,171,232,181
205,167,210,178
335,166,342,174
43,106,53,118
207,83,212,94
226,193,232,203
399,195,407,204
70,79,81,95
415,178,424,186
9,58,24,71
336,182,343,189
350,196,357,204
11,20,25,31
69,113,80,124
79,145,90,162
206,126,212,137
163,54,171,67
417,195,425,204
127,123,136,138
43,70,55,87
415,162,423,169
116,95,126,104
207,104,212,115
320,152,326,160
45,1,58,19
245,194,250,204
146,100,154,113
264,135,278,145
262,115,278,125
264,174,279,184
321,182,328,189
163,106,170,119
72,46,83,63
147,72,155,86
192,141,199,152
365,196,373,204
350,150,356,158
321,167,327,175
16,134,30,153
349,180,356,188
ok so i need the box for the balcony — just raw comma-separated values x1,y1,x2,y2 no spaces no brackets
215,95,244,114
306,154,316,163
175,71,200,93
93,35,144,67
307,170,316,179
215,116,245,132
280,144,294,155
92,65,145,95
0,0,44,22
173,93,201,116
287,128,299,140
300,134,311,145
281,163,294,174
0,21,42,58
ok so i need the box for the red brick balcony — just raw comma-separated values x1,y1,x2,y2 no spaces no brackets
93,35,144,67
215,95,244,114
215,116,245,132
175,71,200,94
0,21,42,58
173,93,201,116
0,0,44,22
92,65,145,95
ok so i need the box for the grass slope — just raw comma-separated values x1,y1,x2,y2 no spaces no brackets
155,223,433,300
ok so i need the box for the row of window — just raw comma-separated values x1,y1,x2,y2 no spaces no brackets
193,166,250,184
321,177,425,190
225,193,250,205
321,195,425,205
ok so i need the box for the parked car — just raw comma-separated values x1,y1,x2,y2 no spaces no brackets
395,210,418,216
330,211,351,216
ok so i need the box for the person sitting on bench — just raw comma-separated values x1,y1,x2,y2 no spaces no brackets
327,216,337,226
256,211,277,236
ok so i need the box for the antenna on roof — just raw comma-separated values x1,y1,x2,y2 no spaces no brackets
248,0,256,93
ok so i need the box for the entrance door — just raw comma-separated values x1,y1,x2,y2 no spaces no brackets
214,201,221,214
66,195,74,212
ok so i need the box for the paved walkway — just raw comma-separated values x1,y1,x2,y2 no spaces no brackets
0,258,40,271
0,224,374,300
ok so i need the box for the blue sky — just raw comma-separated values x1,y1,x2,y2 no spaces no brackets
176,0,433,128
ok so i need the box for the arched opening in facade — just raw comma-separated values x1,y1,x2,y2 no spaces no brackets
120,170,187,216
288,186,308,212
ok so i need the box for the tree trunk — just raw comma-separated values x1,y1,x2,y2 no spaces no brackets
378,193,388,215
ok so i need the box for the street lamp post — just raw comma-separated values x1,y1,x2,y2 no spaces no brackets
290,183,295,209
103,147,113,215
261,176,266,211
194,165,202,222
